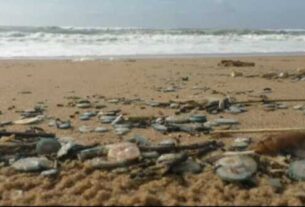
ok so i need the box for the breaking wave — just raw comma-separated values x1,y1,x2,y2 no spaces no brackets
0,26,305,58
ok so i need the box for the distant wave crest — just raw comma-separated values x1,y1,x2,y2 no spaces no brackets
1,26,305,35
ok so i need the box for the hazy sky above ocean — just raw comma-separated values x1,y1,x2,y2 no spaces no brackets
0,0,304,29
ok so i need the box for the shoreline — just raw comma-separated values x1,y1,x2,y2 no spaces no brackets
0,52,305,61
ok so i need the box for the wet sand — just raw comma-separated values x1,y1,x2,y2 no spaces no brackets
1,56,305,205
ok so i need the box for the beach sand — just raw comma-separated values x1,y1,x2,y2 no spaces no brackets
0,56,305,205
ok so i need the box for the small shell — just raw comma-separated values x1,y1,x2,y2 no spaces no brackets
79,125,93,133
227,105,244,114
163,86,176,93
100,115,116,123
94,127,109,133
128,135,150,146
114,127,130,135
76,103,91,109
13,115,44,125
79,115,91,121
159,139,177,147
108,99,120,104
78,146,107,161
56,121,71,129
215,155,257,182
293,105,304,110
277,103,288,109
231,71,243,77
113,123,132,129
165,116,190,124
232,137,251,150
278,72,289,78
189,115,207,123
36,138,61,155
152,124,168,133
288,160,305,181
12,157,53,172
57,142,76,158
171,159,202,174
83,111,97,117
98,110,120,116
107,142,140,162
77,100,90,104
48,120,56,127
157,152,188,166
149,101,161,107
41,169,59,177
170,103,179,109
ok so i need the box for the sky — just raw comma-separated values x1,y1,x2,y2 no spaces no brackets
0,0,304,29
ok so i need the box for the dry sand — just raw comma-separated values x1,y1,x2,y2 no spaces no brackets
0,56,305,205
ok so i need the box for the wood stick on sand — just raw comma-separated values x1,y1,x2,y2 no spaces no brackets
211,127,305,135
0,131,55,138
235,98,305,104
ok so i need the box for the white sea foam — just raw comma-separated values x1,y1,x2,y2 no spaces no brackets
0,26,305,58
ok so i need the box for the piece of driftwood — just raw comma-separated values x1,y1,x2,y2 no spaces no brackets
218,60,255,67
234,98,305,105
0,131,55,138
0,142,37,155
211,128,305,135
196,142,222,156
254,132,305,155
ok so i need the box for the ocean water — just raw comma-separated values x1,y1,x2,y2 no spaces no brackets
0,26,305,59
